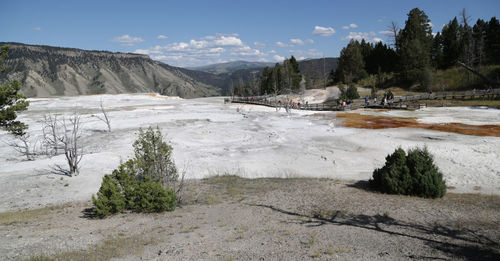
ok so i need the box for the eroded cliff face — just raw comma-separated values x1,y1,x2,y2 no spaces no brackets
0,42,222,98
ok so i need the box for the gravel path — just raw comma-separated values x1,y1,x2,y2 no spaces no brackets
1,177,499,260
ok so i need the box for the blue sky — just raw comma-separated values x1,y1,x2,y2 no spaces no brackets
2,0,499,67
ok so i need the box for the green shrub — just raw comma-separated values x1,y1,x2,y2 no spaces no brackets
370,147,446,198
130,178,176,213
92,175,127,218
346,85,360,99
133,127,178,189
92,161,177,218
92,127,178,218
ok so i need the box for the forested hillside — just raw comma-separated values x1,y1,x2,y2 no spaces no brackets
333,8,500,91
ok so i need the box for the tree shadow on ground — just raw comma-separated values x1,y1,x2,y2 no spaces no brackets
80,207,98,219
249,203,500,261
346,180,372,190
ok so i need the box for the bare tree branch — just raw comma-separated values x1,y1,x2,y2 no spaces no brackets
52,114,84,176
42,114,63,156
95,99,111,132
389,21,399,49
6,133,40,161
175,162,188,204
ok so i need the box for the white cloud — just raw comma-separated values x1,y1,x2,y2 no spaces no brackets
312,26,335,36
378,30,393,36
273,55,285,62
201,35,216,40
33,27,41,31
275,41,288,47
290,38,304,45
305,39,314,44
342,23,358,30
157,35,168,39
342,31,382,43
254,41,266,48
230,46,264,57
111,34,144,45
214,35,243,46
287,48,322,59
135,33,267,67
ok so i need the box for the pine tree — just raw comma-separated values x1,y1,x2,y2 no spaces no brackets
472,19,487,66
0,45,30,136
485,17,500,65
288,56,302,91
431,32,444,69
441,17,461,68
337,40,366,84
397,8,434,88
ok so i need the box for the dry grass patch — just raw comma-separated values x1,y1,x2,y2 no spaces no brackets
0,204,68,225
180,226,200,233
26,234,155,261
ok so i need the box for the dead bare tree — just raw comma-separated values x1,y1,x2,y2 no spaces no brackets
460,8,473,83
95,99,111,132
42,114,62,155
52,114,84,176
174,162,188,204
7,133,40,161
389,21,399,50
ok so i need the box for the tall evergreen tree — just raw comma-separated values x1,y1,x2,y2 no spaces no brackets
288,56,302,91
397,8,433,87
272,63,284,95
431,32,444,69
485,17,500,65
365,42,397,74
441,17,461,68
259,67,272,95
258,56,302,95
337,40,366,84
472,19,487,66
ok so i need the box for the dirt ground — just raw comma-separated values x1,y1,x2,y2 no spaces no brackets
1,176,499,261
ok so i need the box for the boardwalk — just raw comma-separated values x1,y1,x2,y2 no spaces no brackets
230,88,500,111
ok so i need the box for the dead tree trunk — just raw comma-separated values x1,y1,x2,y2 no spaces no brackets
42,114,62,155
53,114,84,176
96,99,111,132
457,61,498,88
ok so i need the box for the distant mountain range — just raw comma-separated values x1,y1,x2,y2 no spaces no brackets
188,61,275,75
0,42,222,98
191,58,339,89
0,42,338,98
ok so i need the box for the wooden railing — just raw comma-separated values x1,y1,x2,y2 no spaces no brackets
230,88,500,111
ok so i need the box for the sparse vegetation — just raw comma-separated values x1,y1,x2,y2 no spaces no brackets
370,147,447,198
